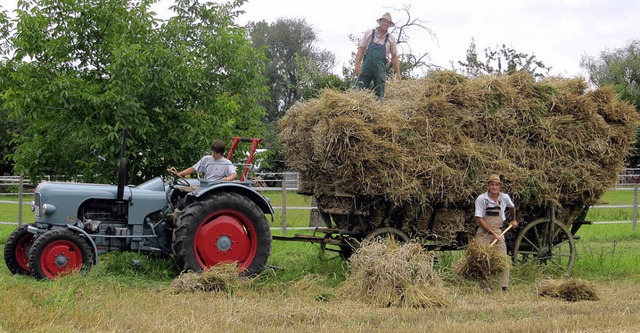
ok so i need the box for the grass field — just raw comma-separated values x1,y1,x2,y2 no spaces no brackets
1,190,639,332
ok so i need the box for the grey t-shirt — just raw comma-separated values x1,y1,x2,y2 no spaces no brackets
192,155,236,182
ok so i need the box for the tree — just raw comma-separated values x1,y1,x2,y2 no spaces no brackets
581,39,640,166
456,38,551,78
248,18,341,122
2,0,268,183
0,6,18,175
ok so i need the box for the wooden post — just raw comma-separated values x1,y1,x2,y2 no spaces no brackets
18,176,24,227
633,181,638,233
281,174,287,236
309,196,323,227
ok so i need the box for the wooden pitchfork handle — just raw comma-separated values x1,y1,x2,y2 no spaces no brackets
489,224,513,247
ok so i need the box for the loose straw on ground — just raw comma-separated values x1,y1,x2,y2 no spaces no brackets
171,263,244,293
537,278,599,302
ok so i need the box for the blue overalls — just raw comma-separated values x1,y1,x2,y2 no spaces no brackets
357,29,389,99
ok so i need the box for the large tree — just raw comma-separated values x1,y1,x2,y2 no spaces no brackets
2,0,267,183
0,6,17,175
248,17,346,173
248,18,341,122
581,39,640,166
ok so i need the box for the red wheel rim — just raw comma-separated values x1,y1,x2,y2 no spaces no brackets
194,209,257,271
40,240,84,279
15,233,35,272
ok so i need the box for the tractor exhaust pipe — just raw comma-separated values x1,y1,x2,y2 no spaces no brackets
116,130,127,202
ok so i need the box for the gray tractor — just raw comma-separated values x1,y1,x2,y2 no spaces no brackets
3,135,273,279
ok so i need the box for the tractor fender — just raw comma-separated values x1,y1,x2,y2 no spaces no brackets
66,225,99,265
187,183,275,218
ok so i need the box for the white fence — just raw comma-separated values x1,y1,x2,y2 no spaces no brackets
2,170,640,232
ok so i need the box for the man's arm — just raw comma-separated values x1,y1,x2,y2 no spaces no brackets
392,52,401,80
222,172,237,181
508,206,518,228
354,46,365,76
168,166,195,177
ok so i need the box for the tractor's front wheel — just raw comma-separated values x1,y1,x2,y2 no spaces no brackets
3,224,35,275
28,229,93,280
172,192,271,276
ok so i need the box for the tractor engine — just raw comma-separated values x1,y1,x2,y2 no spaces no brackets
77,198,171,255
79,199,128,232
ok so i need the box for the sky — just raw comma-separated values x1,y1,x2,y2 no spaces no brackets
3,0,639,78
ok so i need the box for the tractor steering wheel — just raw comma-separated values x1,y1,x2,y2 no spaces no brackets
166,168,191,187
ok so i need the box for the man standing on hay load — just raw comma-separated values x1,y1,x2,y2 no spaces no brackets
474,174,518,291
354,12,401,100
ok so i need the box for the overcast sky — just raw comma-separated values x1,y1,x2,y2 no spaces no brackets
4,0,639,78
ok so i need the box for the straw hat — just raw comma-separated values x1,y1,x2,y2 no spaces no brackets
487,174,502,184
377,12,395,27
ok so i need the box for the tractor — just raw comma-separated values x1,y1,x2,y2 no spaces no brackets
3,135,273,279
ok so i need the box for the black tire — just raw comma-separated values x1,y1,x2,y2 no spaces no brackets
3,224,35,275
172,192,271,276
28,229,93,280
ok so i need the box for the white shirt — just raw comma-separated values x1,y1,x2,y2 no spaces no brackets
474,192,515,221
192,155,236,182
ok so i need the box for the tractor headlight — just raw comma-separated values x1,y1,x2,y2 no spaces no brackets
41,203,56,215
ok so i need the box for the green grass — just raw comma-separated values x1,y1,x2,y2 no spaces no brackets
571,223,640,280
2,211,640,332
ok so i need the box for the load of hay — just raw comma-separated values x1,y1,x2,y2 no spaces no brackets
339,239,450,308
279,71,638,237
453,240,510,281
537,278,599,301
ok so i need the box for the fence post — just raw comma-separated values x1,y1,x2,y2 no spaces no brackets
309,196,323,227
633,180,639,233
281,175,287,236
18,176,24,227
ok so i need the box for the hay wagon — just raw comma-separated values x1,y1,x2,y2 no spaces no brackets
276,72,637,278
274,193,591,276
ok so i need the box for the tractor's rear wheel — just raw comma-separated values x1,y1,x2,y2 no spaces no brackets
3,224,35,275
172,192,271,276
28,229,93,280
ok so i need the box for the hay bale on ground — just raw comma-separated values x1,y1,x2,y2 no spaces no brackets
171,263,243,293
279,71,638,238
537,278,599,302
339,239,450,308
453,240,510,281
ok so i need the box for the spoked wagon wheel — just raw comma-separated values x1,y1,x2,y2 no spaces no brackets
173,192,272,276
363,227,410,245
28,229,93,280
320,234,359,259
512,218,576,276
3,224,35,275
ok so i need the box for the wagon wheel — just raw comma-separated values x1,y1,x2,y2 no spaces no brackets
363,227,410,245
319,234,358,260
512,218,576,276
